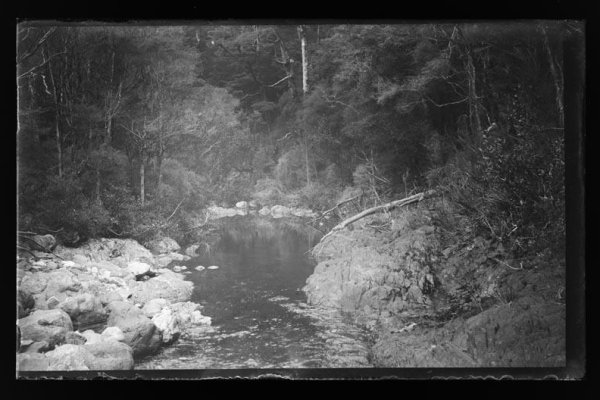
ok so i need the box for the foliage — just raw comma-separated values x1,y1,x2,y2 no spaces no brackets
16,22,573,260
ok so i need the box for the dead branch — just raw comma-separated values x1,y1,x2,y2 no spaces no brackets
269,74,293,88
17,245,39,260
321,194,362,217
165,198,185,222
316,190,437,245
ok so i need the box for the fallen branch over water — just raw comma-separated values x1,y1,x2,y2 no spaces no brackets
316,190,437,246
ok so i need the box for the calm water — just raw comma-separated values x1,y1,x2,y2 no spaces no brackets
136,218,372,369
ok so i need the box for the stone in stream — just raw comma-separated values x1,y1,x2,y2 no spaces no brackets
105,301,162,357
207,265,219,270
258,206,271,216
235,201,248,209
195,266,205,271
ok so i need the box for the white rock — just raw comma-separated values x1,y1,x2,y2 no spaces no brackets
141,298,170,318
207,266,219,270
235,201,248,208
195,266,205,271
258,206,271,216
151,308,180,344
62,261,76,268
81,330,105,345
101,326,125,342
126,261,151,277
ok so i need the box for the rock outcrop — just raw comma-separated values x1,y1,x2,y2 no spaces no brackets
18,309,73,348
16,236,210,371
130,272,193,306
304,225,438,318
145,237,181,255
58,293,108,331
106,301,161,358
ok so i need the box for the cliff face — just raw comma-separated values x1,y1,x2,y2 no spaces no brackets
303,205,566,367
304,221,438,322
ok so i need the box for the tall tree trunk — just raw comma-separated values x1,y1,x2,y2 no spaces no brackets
540,24,564,127
95,167,101,204
304,134,311,186
55,117,63,178
298,25,310,185
298,25,308,94
465,47,482,143
155,152,163,199
140,157,145,206
105,117,112,145
46,47,63,178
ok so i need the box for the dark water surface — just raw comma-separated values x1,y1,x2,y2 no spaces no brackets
136,218,372,369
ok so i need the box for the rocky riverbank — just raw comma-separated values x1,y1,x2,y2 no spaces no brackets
302,203,566,367
206,200,317,220
16,236,211,372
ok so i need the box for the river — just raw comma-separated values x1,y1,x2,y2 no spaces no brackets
136,218,372,369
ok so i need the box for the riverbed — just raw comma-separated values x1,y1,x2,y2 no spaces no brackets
136,218,373,369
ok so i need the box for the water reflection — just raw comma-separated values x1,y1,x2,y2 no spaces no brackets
136,218,371,369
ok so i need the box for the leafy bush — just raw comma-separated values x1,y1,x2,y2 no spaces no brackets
297,182,338,210
252,178,285,206
274,147,311,190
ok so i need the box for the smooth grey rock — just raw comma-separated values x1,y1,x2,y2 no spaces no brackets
18,309,73,347
106,301,161,357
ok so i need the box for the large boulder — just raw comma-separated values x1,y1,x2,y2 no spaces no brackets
18,309,73,348
142,298,171,318
17,353,50,371
151,308,180,344
17,341,135,371
170,301,212,326
106,301,161,357
151,302,211,344
206,205,238,219
101,326,126,342
303,226,437,317
45,344,91,370
184,244,200,257
17,289,35,318
54,238,155,267
235,201,248,209
130,272,193,306
145,237,181,255
84,340,134,370
58,293,108,331
19,272,50,297
31,234,57,252
126,261,152,279
270,205,291,219
291,208,316,218
154,252,190,267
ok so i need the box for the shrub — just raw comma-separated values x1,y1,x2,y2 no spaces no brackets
252,178,285,206
274,147,311,190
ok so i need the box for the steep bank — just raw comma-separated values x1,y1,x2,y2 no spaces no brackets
303,202,566,367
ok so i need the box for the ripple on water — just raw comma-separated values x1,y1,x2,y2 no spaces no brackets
135,221,372,370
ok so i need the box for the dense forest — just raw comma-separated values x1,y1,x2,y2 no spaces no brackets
17,21,575,259
17,21,585,373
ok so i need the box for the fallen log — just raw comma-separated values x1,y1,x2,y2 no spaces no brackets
316,190,437,245
321,194,362,217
